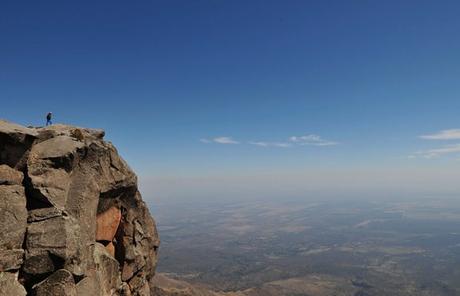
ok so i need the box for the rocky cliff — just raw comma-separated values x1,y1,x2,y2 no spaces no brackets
0,120,160,296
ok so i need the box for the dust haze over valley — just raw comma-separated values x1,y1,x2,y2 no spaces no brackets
148,194,460,296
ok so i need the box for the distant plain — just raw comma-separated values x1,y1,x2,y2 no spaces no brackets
152,196,460,296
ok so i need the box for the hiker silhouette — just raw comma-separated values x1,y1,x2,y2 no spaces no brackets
46,112,52,126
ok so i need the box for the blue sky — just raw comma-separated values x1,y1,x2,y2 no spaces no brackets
2,1,460,200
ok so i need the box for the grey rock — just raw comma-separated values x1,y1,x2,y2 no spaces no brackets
0,271,26,296
27,136,84,209
31,269,77,296
93,242,122,295
119,191,159,283
25,213,85,276
128,272,151,296
22,251,56,275
76,272,102,296
27,207,64,223
26,214,78,260
0,185,27,250
0,120,38,138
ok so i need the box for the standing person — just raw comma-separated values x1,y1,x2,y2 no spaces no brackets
46,112,52,126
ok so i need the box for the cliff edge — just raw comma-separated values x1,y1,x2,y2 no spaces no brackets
0,120,160,296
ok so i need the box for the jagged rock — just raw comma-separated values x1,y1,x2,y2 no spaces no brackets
0,271,27,296
120,282,133,296
93,242,122,295
31,269,77,296
119,191,160,284
0,120,159,295
129,271,151,296
97,206,122,242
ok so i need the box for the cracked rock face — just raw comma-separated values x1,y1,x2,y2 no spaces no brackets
0,120,160,296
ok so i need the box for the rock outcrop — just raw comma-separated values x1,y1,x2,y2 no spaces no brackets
0,120,160,295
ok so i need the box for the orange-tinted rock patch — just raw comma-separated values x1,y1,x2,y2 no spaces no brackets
105,242,115,257
96,206,121,242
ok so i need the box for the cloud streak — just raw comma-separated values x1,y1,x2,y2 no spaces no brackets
420,129,460,140
201,134,338,149
248,141,292,148
289,135,338,146
411,129,460,159
413,144,460,159
200,137,239,145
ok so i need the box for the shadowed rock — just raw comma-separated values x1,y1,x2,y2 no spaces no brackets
0,120,37,168
31,269,77,296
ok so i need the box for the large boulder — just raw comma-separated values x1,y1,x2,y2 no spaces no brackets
26,136,85,209
0,120,160,295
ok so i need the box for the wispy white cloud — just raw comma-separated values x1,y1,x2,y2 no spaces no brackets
411,129,460,159
248,141,292,148
289,135,338,146
248,134,337,148
420,129,460,140
201,134,338,148
412,144,460,159
214,137,239,144
200,137,239,145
